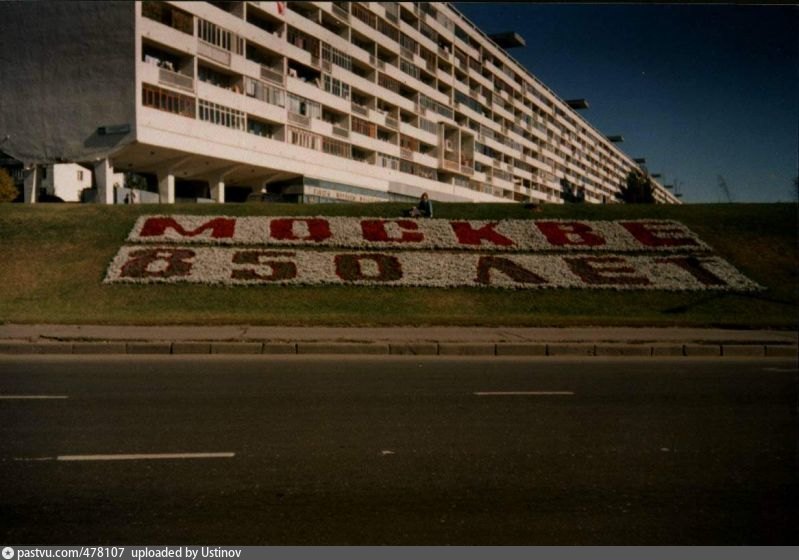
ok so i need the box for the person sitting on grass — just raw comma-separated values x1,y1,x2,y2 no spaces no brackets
407,192,433,218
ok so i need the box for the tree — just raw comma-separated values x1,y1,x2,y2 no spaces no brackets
0,168,18,203
560,178,585,204
617,170,655,204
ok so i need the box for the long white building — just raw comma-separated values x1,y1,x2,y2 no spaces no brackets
0,1,680,204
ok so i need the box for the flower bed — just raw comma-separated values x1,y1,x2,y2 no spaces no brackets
107,215,762,291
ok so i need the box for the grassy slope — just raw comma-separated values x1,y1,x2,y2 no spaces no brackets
0,202,796,328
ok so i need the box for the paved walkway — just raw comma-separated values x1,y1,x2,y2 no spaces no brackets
0,324,795,357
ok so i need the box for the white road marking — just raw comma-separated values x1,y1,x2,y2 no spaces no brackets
13,452,235,462
0,395,68,400
474,391,574,396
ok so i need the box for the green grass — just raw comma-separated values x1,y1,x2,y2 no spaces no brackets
0,202,796,328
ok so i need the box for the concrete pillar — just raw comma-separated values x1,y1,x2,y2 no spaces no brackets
23,165,38,203
158,172,175,204
94,158,115,205
210,178,225,203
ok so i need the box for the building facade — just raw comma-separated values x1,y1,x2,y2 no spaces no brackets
0,1,680,204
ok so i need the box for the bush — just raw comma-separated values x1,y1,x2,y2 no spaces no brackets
0,168,19,202
616,171,655,204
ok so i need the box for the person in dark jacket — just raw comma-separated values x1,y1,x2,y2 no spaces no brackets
409,192,433,218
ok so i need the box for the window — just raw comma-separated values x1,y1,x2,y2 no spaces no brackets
198,19,243,54
351,116,376,138
288,126,321,150
287,94,321,119
245,78,285,107
322,137,351,158
142,84,196,118
77,170,84,181
418,117,437,135
399,59,420,80
376,153,399,170
142,1,193,35
321,43,352,72
323,75,350,100
377,72,401,94
198,99,245,130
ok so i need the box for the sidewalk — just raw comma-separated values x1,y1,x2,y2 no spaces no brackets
0,324,796,357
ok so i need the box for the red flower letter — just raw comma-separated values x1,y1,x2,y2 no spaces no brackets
450,222,515,247
231,251,298,281
361,220,424,243
269,218,332,242
139,217,235,239
564,256,650,286
655,256,726,286
120,248,195,278
536,221,606,247
620,221,699,248
475,256,548,286
334,254,403,282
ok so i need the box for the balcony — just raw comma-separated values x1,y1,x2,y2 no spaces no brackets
385,115,399,130
441,159,459,172
198,40,231,66
351,102,369,117
331,3,349,22
288,111,311,128
158,67,194,92
260,65,284,85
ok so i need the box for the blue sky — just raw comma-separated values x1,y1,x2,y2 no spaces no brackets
454,3,798,203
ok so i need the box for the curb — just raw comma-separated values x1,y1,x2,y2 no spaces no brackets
0,341,795,357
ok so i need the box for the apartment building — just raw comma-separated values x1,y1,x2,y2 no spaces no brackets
0,1,680,204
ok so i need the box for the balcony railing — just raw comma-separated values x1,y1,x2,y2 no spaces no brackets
385,116,398,130
260,65,284,85
351,103,369,116
331,4,349,21
441,159,459,172
332,125,350,138
288,112,311,128
198,40,231,66
158,68,194,92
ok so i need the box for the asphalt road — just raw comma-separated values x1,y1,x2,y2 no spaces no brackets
0,355,796,545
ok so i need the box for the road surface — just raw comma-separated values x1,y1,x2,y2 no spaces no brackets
1,355,796,545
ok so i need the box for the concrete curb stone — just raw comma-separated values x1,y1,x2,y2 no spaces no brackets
595,344,652,357
651,345,686,357
765,345,798,358
211,342,263,354
127,342,172,354
722,345,765,357
438,343,495,356
495,343,547,356
389,343,438,356
172,342,212,354
262,343,297,354
684,344,721,357
297,343,389,355
548,344,595,356
72,342,127,354
33,343,75,354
